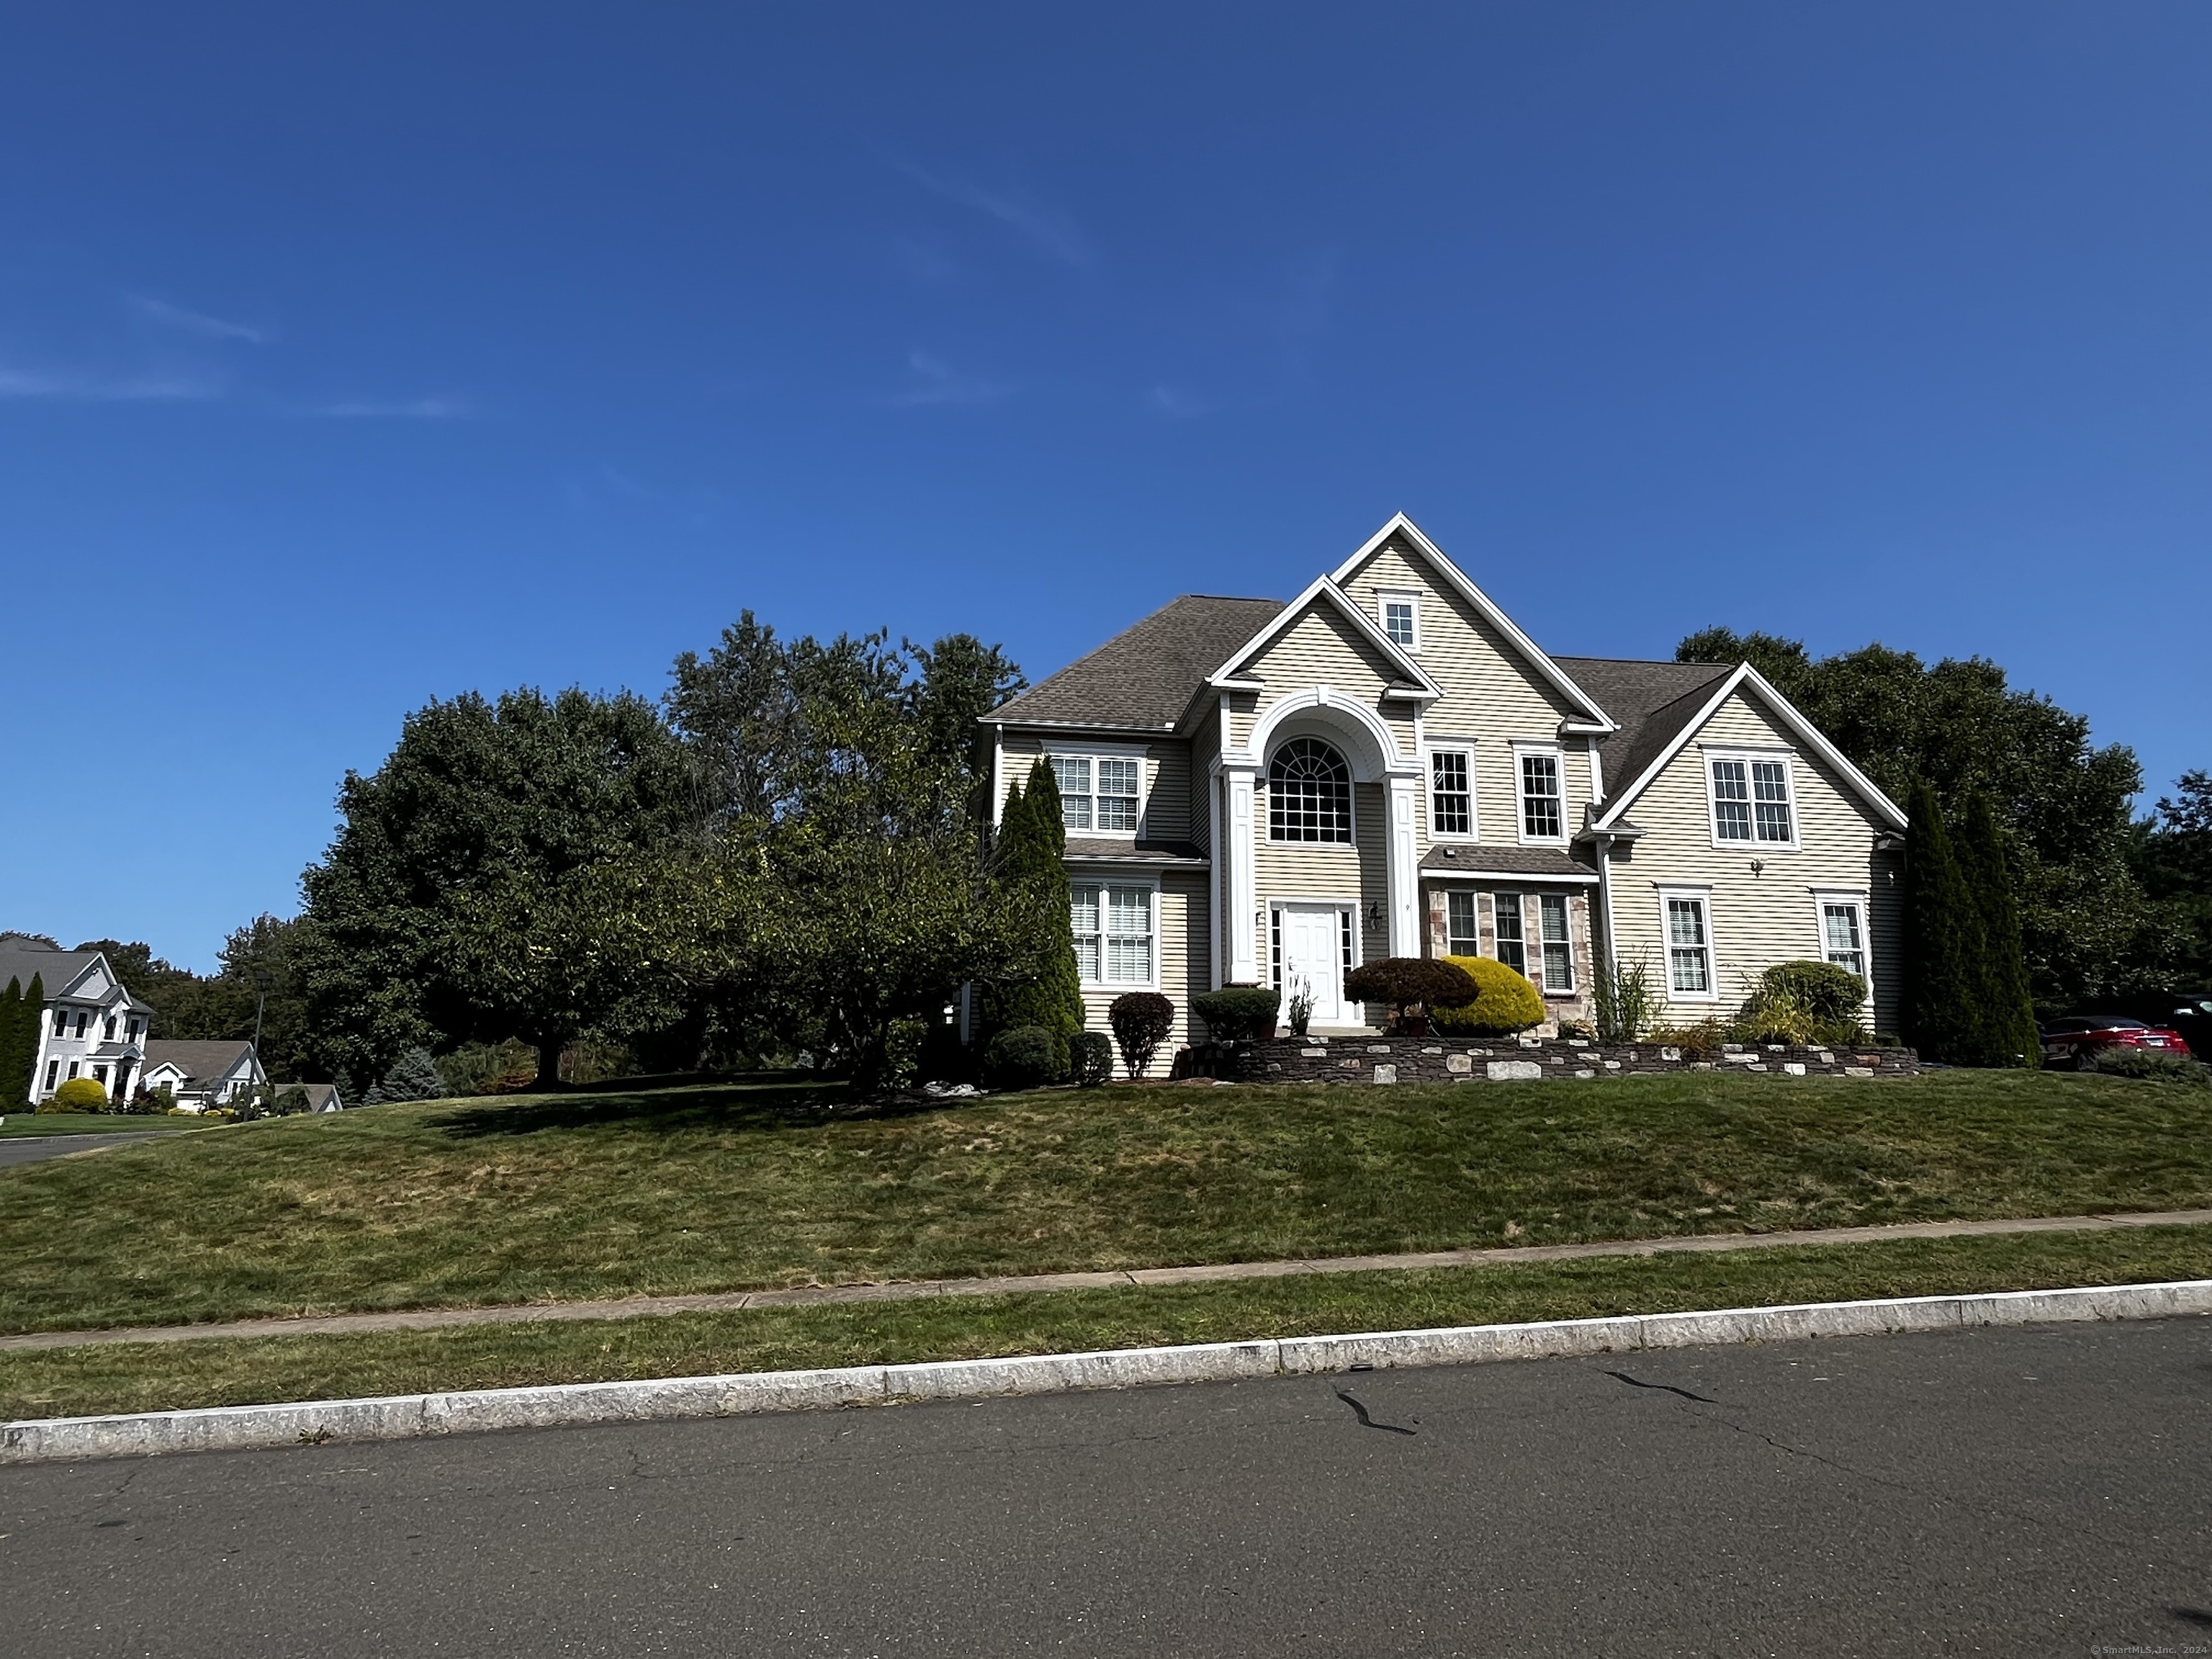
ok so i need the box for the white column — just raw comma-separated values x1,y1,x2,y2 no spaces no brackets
1387,774,1421,958
1226,765,1259,984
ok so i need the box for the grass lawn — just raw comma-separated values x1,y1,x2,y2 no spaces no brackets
0,1115,194,1138
3,1225,2207,1421
2,1068,2208,1338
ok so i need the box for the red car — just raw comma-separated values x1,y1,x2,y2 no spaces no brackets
2039,1015,2194,1069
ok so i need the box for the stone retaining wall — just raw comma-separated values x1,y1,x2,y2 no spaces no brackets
1174,1034,1920,1085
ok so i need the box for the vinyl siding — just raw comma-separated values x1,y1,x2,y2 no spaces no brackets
1235,607,1419,763
1604,691,1901,1033
999,729,1193,842
1338,539,1593,851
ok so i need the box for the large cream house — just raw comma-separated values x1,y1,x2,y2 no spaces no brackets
986,516,1906,1069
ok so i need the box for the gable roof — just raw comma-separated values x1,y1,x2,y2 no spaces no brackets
0,936,107,1002
1205,575,1443,701
993,595,1285,730
1585,661,1907,833
1331,513,1617,732
141,1039,259,1084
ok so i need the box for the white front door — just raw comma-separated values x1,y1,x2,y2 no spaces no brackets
1277,903,1348,1027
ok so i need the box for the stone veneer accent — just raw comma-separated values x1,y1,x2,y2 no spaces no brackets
1174,1035,1920,1084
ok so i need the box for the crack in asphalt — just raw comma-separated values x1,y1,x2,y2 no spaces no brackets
1334,1391,1416,1435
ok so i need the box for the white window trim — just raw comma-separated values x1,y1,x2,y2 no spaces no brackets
1702,745,1802,853
1045,742,1149,842
1537,891,1577,997
1656,884,1719,1003
1069,873,1163,991
1376,588,1422,653
1443,888,1481,957
1424,738,1479,842
1812,888,1874,1010
1512,742,1568,846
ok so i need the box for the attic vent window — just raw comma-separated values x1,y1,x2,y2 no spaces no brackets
1379,591,1419,651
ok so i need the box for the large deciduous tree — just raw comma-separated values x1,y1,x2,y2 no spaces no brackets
297,685,700,1088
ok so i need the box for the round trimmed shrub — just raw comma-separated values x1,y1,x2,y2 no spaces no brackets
1108,991,1175,1079
983,1025,1060,1092
43,1076,109,1113
1070,1030,1114,1088
1344,957,1479,1024
1753,961,1866,1026
1429,956,1545,1036
1192,986,1280,1043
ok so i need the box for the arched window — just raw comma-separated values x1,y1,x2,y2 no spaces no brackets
1269,737,1353,843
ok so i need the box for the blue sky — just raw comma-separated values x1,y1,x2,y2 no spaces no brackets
4,4,2208,970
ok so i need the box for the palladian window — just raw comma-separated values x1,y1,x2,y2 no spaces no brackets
1268,737,1353,844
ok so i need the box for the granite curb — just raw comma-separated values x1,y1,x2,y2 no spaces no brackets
6,1280,2207,1465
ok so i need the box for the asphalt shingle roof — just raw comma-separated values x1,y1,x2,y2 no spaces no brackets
1419,845,1599,878
142,1040,257,1083
0,937,102,1001
1551,656,1735,808
994,595,1285,731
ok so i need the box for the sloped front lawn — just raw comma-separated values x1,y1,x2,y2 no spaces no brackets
1,1069,2206,1335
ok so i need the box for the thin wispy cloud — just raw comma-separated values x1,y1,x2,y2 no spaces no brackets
1148,383,1214,420
881,351,1015,408
311,397,470,419
127,294,269,344
896,163,1092,268
0,366,224,402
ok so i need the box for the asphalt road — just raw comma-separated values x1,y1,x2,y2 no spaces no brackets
4,1319,2208,1657
0,1132,176,1170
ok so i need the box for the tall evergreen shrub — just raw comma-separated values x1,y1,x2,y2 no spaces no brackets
1904,783,1985,1063
983,760,1085,1076
0,974,42,1108
1959,795,2041,1068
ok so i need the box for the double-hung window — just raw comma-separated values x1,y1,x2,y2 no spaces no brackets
1820,896,1869,984
1539,894,1574,994
52,1009,66,1038
1429,746,1474,838
1051,754,1142,835
1446,891,1480,956
1663,891,1716,997
1379,590,1419,650
1518,750,1564,841
1493,893,1527,976
1071,882,1155,985
1709,755,1796,846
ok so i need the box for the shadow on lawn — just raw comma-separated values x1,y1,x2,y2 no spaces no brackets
428,1075,972,1138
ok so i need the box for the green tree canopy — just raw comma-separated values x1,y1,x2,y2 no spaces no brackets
297,685,700,1086
1680,627,2153,1011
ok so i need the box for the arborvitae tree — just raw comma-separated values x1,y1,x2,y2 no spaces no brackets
981,760,1085,1077
1959,795,2042,1068
0,976,32,1108
1905,782,1987,1063
364,1046,451,1105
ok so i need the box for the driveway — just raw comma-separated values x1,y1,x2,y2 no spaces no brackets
3,1318,2208,1655
0,1132,179,1170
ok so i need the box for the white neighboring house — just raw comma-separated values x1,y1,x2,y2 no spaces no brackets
1,933,157,1103
139,1040,266,1112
